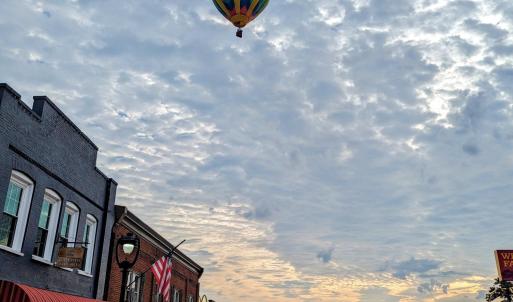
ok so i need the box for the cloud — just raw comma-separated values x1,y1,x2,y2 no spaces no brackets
317,247,335,264
417,279,449,295
476,290,487,300
383,258,442,279
359,287,401,302
462,143,480,156
2,0,513,301
342,32,438,104
463,19,508,41
242,205,272,220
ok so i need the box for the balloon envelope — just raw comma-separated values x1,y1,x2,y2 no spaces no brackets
212,0,270,29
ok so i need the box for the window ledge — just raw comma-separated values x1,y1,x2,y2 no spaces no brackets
77,270,93,278
0,245,24,256
57,266,74,272
31,255,54,266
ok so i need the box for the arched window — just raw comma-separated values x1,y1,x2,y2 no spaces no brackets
81,214,97,274
173,289,182,302
0,170,34,254
33,189,62,262
59,202,79,247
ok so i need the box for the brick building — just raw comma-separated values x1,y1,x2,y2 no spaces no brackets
0,83,117,299
105,206,203,302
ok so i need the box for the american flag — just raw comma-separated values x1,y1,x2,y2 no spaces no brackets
151,256,173,302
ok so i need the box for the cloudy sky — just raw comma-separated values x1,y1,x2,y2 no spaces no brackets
2,0,513,301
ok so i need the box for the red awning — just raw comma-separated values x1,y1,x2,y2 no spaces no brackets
0,280,106,302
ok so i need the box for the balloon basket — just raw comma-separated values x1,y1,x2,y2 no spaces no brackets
236,29,243,38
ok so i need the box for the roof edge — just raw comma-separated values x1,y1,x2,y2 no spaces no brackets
0,83,21,99
33,96,99,151
114,205,204,274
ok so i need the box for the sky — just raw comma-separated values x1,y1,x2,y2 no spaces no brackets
1,0,513,301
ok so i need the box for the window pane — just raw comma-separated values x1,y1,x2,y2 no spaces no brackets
38,200,53,230
0,214,17,247
60,212,70,239
4,182,23,217
126,272,142,302
33,228,48,257
81,224,91,271
83,224,90,244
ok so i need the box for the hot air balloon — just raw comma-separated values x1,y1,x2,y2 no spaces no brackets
212,0,270,38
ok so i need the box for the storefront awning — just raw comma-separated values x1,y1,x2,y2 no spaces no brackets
0,280,106,302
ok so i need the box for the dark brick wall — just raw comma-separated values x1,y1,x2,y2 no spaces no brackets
0,84,117,298
106,224,201,302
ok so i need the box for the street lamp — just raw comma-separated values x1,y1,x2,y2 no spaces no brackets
116,233,140,302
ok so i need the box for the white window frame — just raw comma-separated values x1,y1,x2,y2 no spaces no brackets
0,170,34,254
61,202,79,247
80,214,97,274
188,295,194,302
32,189,61,262
126,271,143,302
173,289,181,302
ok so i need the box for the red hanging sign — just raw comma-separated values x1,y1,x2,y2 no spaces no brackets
495,250,513,281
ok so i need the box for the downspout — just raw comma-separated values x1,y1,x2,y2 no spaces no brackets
103,207,128,300
196,281,200,302
102,224,116,300
93,178,113,298
197,267,203,301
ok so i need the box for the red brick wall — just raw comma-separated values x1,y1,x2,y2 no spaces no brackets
106,224,201,302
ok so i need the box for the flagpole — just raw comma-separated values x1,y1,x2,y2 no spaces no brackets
166,239,186,258
124,239,186,292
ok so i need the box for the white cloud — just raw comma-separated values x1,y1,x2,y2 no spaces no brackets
1,0,513,301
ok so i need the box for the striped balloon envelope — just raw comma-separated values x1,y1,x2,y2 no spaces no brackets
212,0,270,37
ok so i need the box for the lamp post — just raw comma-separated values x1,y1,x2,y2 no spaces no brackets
116,233,140,302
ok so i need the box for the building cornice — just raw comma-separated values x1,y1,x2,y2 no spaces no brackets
115,205,204,277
